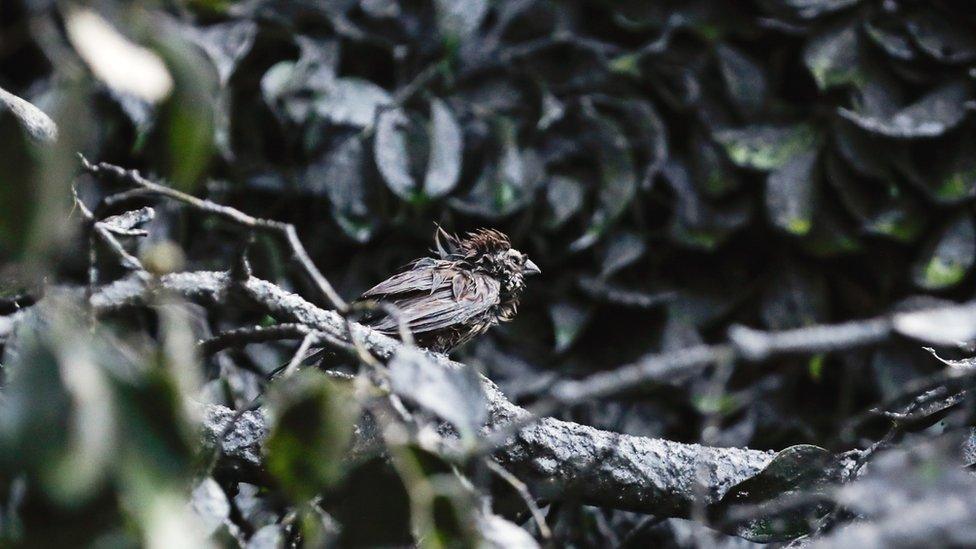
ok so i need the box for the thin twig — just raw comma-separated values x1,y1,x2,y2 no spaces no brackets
199,323,312,355
486,460,552,541
282,332,316,378
79,155,348,311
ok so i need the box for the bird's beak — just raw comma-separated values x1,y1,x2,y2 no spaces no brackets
524,259,541,276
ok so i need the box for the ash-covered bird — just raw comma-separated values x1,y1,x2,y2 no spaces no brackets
358,227,540,353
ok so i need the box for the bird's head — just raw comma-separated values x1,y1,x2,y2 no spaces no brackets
433,226,540,295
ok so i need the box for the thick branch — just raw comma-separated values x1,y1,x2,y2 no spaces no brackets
91,271,776,517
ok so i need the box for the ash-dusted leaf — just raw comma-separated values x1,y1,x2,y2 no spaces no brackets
711,445,845,542
663,159,753,250
864,19,917,61
760,262,828,330
549,301,591,353
716,44,767,116
781,0,860,19
799,207,862,256
189,478,230,537
435,0,489,40
374,108,416,200
905,10,976,64
831,119,892,179
451,119,542,218
894,303,976,345
839,81,971,138
266,371,359,501
616,99,668,187
307,135,378,242
0,86,57,143
316,78,392,128
261,38,339,123
691,131,740,197
825,153,924,241
545,175,584,229
714,124,819,171
766,150,818,235
570,114,637,251
423,98,463,198
804,21,862,90
931,133,976,203
599,232,646,278
310,136,368,215
65,7,173,103
911,213,975,290
477,513,540,549
183,20,257,87
388,347,486,437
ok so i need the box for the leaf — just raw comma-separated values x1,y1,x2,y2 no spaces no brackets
545,175,585,229
189,478,230,537
435,0,489,40
423,98,463,198
905,10,976,64
911,214,976,290
64,7,173,103
374,108,416,200
477,513,540,549
803,20,863,90
839,81,971,139
599,232,646,278
549,301,591,353
864,18,917,61
0,86,57,143
760,262,828,330
662,159,753,250
451,119,541,218
716,43,767,115
316,77,392,128
183,20,257,87
714,124,819,171
266,371,359,501
711,445,845,542
781,0,861,19
570,113,637,251
766,150,818,235
824,153,923,241
150,23,219,192
310,136,369,215
388,348,487,438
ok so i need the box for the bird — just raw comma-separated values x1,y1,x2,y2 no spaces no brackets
357,226,540,353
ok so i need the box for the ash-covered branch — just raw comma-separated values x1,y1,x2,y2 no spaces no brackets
92,271,776,517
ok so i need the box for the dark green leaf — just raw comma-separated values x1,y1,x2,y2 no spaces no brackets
911,213,975,290
905,10,976,64
549,301,591,353
714,124,819,171
766,150,818,235
266,372,358,501
716,44,767,116
839,81,971,139
711,445,845,542
803,21,863,90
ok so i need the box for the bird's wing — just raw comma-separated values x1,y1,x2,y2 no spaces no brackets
361,258,452,298
367,271,501,335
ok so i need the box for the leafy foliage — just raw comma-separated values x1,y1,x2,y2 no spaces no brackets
3,0,976,546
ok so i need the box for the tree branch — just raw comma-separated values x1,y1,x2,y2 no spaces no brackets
90,270,777,518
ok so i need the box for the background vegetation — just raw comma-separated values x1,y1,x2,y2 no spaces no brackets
3,0,976,546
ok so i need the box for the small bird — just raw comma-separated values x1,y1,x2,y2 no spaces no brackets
359,226,540,353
